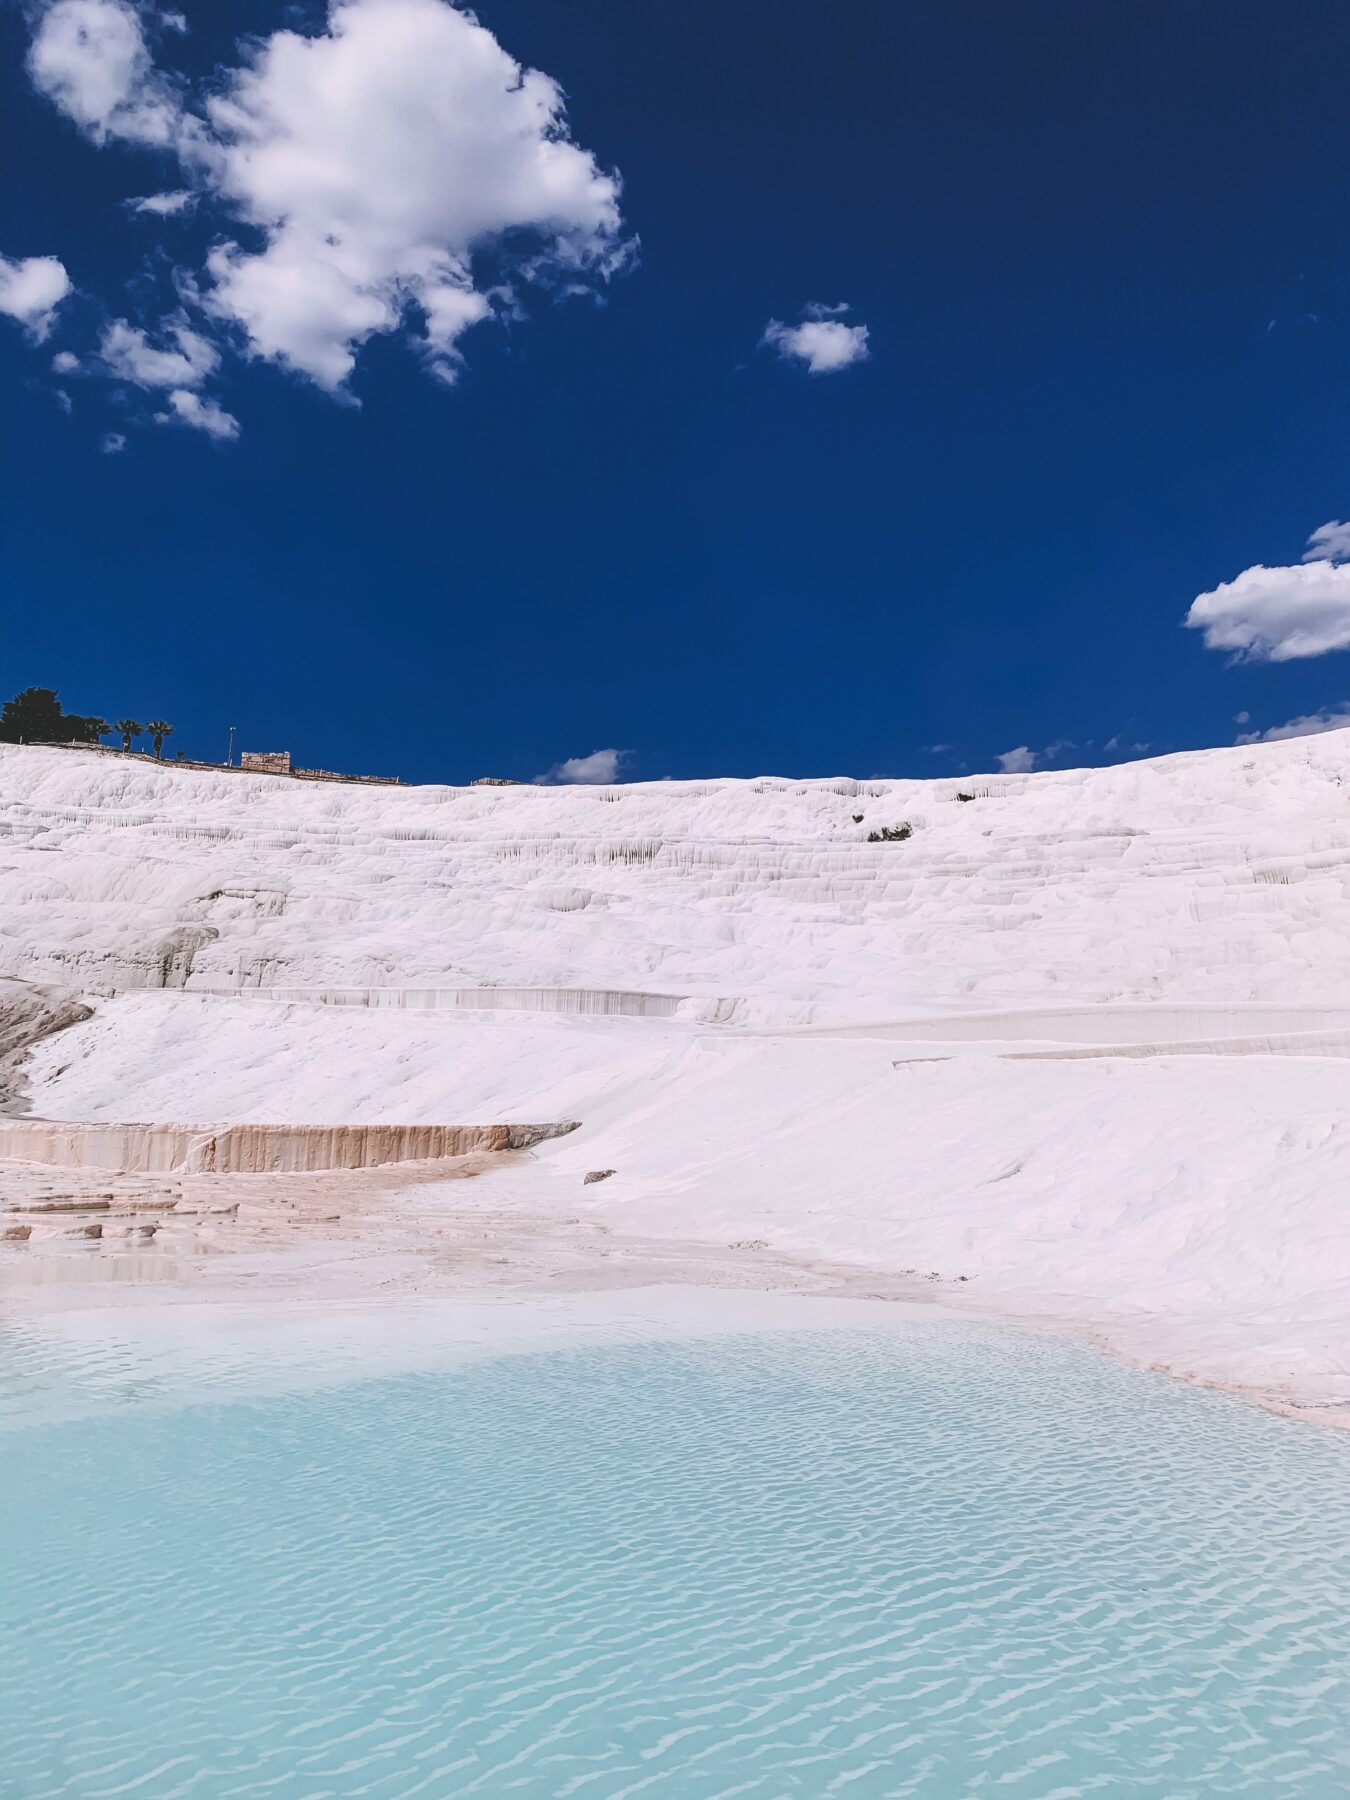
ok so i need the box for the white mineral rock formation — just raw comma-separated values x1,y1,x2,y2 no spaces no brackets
1,738,1348,1417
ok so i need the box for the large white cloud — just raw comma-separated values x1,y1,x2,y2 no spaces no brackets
1185,561,1350,662
22,0,630,429
195,0,626,389
761,303,870,376
1187,520,1350,662
27,0,180,146
0,252,71,338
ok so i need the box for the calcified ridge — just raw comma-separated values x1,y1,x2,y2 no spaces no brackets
1,739,1348,1420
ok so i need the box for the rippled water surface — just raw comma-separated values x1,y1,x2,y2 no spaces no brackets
3,1305,1350,1799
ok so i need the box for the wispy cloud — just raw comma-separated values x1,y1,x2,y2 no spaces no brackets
156,389,240,440
1236,706,1350,744
101,318,218,389
125,190,194,217
1302,520,1350,564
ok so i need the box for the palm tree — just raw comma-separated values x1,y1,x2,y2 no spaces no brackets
115,718,143,753
147,720,174,759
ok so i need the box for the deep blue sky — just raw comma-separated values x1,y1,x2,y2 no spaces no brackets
5,0,1350,782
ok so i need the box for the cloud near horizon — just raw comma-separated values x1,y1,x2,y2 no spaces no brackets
995,739,1074,774
1236,705,1350,744
1186,522,1350,661
535,748,626,785
996,745,1037,773
761,303,870,375
18,0,632,433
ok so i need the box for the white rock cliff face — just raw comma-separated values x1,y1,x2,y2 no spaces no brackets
1,739,1348,1417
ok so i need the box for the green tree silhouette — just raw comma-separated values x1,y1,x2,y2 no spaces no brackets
0,688,64,743
0,688,108,745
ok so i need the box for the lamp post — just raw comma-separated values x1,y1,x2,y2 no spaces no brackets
227,725,236,768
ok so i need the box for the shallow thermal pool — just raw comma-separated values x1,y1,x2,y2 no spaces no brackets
2,1292,1349,1799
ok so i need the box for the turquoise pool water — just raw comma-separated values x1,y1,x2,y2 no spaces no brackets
3,1304,1349,1799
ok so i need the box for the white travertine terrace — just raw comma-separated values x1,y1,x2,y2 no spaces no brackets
1,737,1348,1419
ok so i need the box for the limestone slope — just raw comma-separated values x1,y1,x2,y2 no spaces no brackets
1,738,1347,1416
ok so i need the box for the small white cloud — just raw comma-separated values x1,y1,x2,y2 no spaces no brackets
0,251,71,339
996,745,1038,773
1302,520,1350,564
51,349,80,373
27,0,182,146
101,318,218,389
54,388,73,413
1185,561,1350,661
1235,706,1350,744
536,748,626,784
761,302,870,375
1233,710,1250,724
996,739,1074,773
158,389,241,440
126,190,195,217
100,431,127,453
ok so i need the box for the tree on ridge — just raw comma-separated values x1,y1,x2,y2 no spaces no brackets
147,720,174,759
116,719,143,753
0,687,109,745
0,687,64,743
